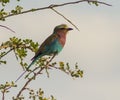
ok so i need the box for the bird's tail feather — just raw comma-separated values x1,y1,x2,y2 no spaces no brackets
27,59,36,70
15,60,35,82
15,55,43,82
15,70,26,82
27,54,44,69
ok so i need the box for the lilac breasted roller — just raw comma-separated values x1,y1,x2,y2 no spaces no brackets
15,24,73,82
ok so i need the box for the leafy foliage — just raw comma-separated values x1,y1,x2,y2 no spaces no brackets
12,88,56,100
0,81,17,100
0,37,39,69
0,9,7,21
0,0,10,6
11,5,23,14
59,62,83,78
0,81,16,93
0,0,20,6
28,88,56,100
0,37,83,99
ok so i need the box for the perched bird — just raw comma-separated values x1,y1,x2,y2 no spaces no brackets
15,24,73,82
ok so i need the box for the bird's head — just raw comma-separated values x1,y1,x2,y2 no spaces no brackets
53,24,73,34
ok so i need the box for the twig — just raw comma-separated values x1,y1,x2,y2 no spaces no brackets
51,8,80,31
0,25,16,33
2,90,5,100
45,54,56,77
0,49,13,59
0,44,9,50
49,65,69,75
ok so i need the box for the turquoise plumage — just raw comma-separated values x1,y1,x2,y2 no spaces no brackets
15,24,73,82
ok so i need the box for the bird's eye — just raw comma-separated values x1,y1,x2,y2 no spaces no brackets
60,28,66,30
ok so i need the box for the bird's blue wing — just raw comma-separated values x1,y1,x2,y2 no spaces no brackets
31,33,59,61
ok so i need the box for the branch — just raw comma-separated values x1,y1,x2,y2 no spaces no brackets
16,55,56,98
4,0,112,19
16,67,44,98
1,0,111,30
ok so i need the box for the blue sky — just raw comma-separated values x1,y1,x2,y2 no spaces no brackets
0,0,120,100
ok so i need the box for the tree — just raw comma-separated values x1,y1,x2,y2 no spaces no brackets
0,0,111,100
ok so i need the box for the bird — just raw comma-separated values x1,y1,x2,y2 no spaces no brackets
15,24,73,82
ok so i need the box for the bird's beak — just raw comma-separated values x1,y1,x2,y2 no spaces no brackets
67,28,73,31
